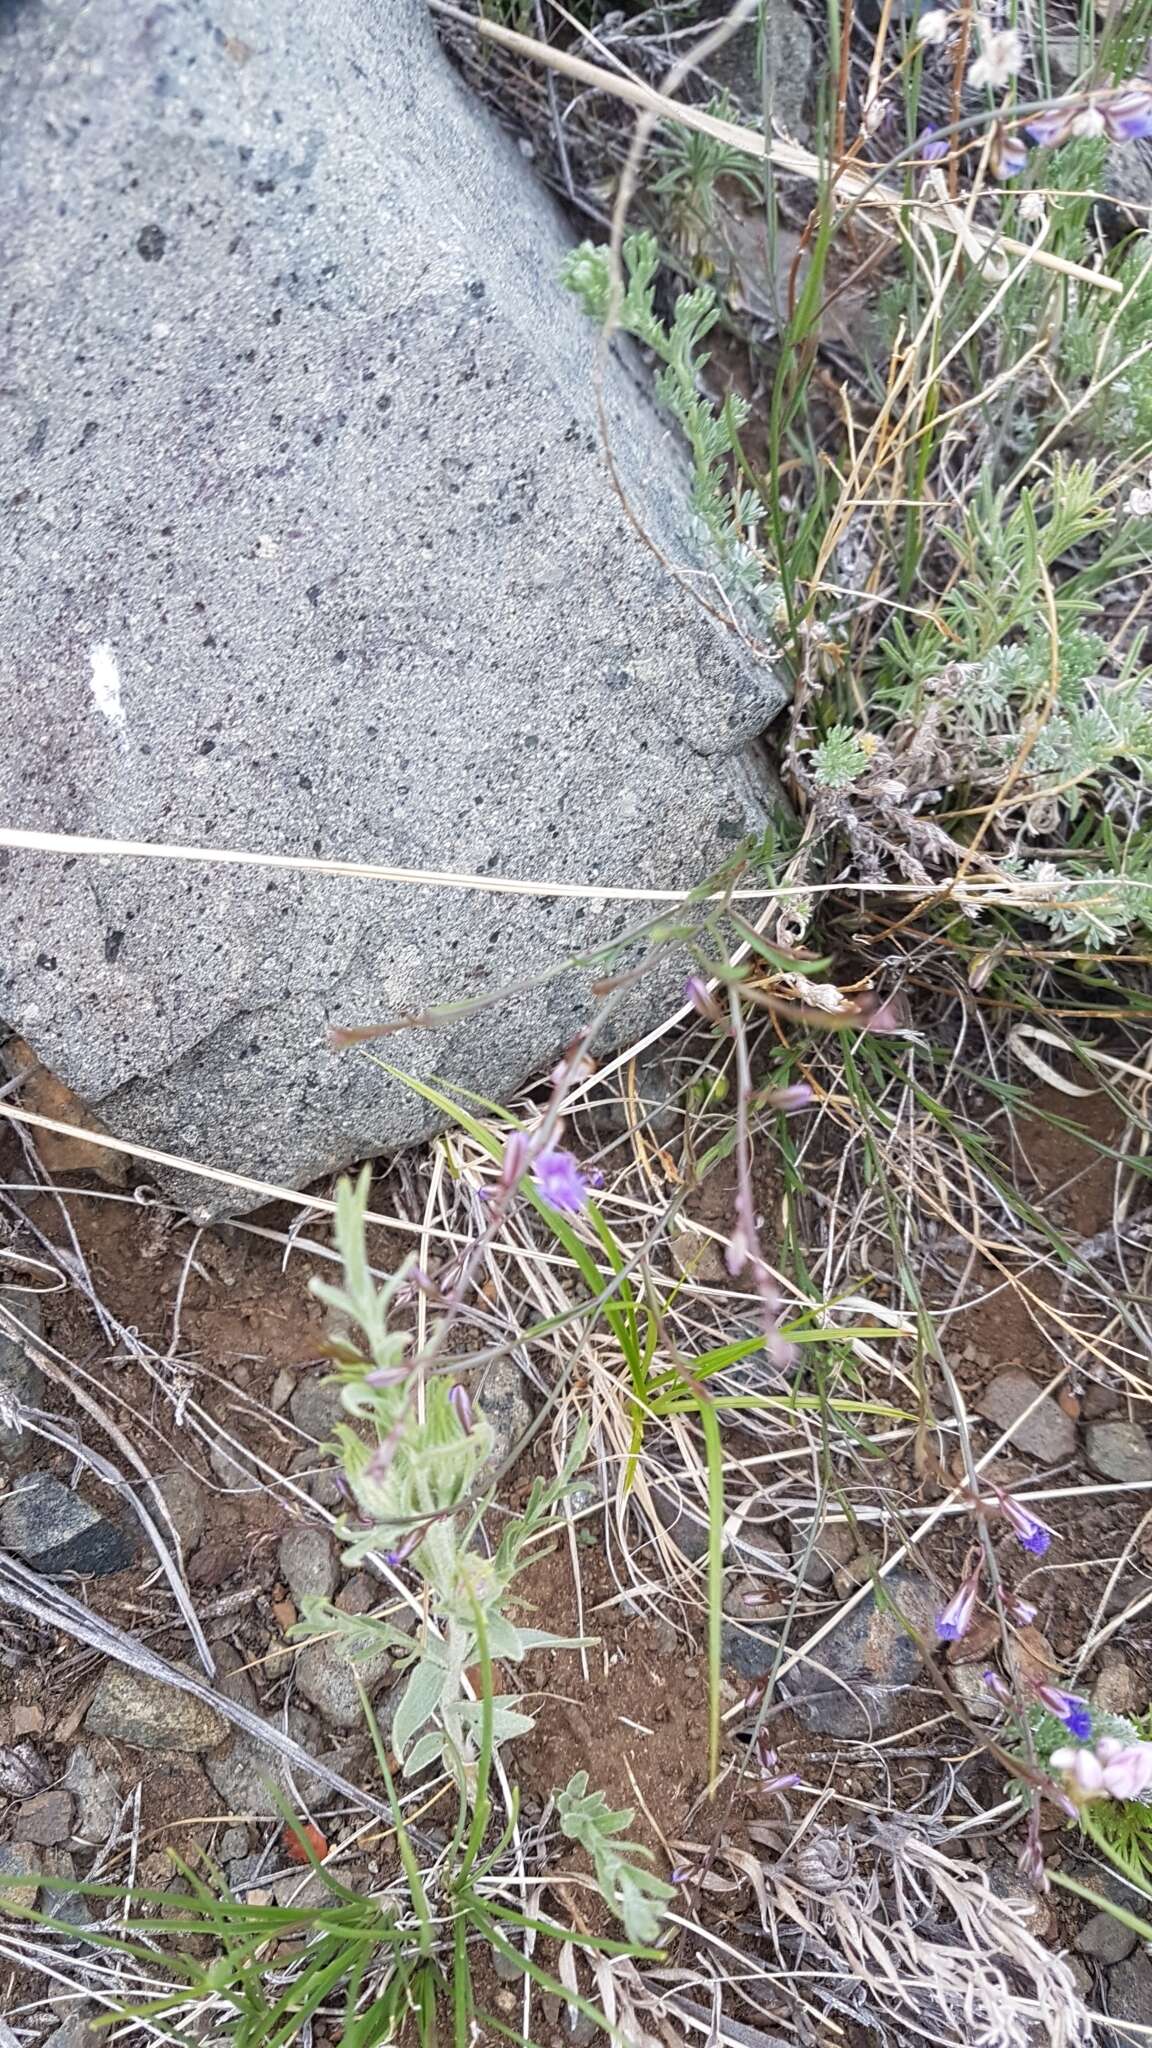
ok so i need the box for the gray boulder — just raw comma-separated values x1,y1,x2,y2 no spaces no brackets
0,0,786,1207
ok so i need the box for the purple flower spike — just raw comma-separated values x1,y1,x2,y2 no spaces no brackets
1034,1682,1092,1740
532,1148,590,1214
936,1569,981,1642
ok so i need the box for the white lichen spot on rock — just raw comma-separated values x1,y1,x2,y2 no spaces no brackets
88,642,126,735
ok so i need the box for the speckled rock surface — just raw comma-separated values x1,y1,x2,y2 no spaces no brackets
0,0,785,1207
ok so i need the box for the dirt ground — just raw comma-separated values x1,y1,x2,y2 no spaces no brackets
0,1076,1149,2042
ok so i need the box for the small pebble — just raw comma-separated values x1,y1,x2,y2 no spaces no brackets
289,1371,346,1442
1077,1907,1136,1964
269,1367,296,1412
153,1467,207,1554
977,1370,1076,1465
1107,1946,1152,2036
86,1666,229,1752
1085,1421,1152,1485
18,1788,74,1847
279,1525,339,1605
0,1841,41,1911
335,1571,378,1615
1092,1651,1142,1718
218,1825,250,1862
789,1517,855,1590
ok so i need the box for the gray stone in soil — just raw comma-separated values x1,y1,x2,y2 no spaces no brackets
0,1741,48,1799
789,1517,856,1590
1076,1908,1136,1964
227,1851,266,1891
784,1572,937,1738
288,1447,345,1511
41,1848,91,1930
279,1524,339,1604
1064,1954,1093,2000
702,0,814,141
18,1788,74,1847
0,0,786,1215
0,1841,41,1912
474,1358,533,1481
0,1286,44,1453
205,1705,374,1818
218,1825,251,1863
1086,1421,1152,1485
719,1615,781,1682
1092,1652,1143,1718
153,1467,207,1554
289,1372,346,1445
0,1472,135,1577
293,1726,379,1813
976,1369,1077,1465
294,1635,401,1729
86,1666,229,1752
651,1482,711,1562
41,2024,102,2048
1107,1948,1152,2043
209,1437,261,1488
949,1662,1000,1722
205,1732,279,1819
62,1747,120,1848
273,1868,335,1909
335,1570,378,1615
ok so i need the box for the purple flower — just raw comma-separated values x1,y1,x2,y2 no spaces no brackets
1101,84,1152,142
1028,84,1152,148
995,1489,1052,1555
1007,1595,1037,1626
767,1081,815,1113
683,975,722,1021
531,1148,590,1214
1034,1682,1092,1740
752,1732,802,1794
936,1568,981,1642
983,1668,1013,1705
920,125,950,162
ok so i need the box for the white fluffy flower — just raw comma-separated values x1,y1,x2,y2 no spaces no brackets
968,24,1024,90
916,7,951,43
